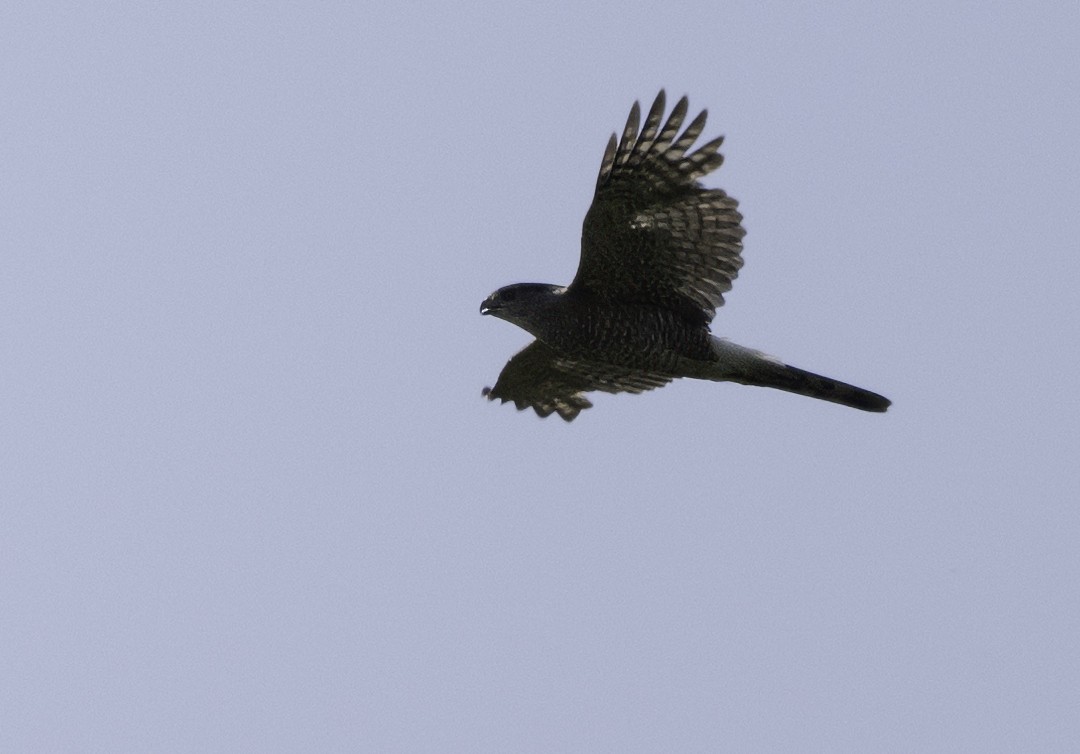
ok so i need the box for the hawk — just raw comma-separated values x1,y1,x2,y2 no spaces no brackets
481,91,890,421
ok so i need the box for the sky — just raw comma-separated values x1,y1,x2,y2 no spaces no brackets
2,2,1078,751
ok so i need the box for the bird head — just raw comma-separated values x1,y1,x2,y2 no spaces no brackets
480,283,566,334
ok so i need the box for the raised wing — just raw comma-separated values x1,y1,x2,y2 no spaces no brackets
482,340,672,421
572,91,746,325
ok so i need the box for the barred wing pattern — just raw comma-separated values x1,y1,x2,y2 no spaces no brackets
573,91,746,325
483,341,672,421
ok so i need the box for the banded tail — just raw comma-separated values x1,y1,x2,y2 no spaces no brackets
705,338,891,412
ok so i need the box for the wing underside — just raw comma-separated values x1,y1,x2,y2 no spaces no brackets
574,91,746,325
483,340,672,421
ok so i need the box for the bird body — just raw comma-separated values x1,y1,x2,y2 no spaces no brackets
486,286,714,366
481,91,890,421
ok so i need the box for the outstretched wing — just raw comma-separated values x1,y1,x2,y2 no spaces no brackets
572,90,746,325
483,340,672,421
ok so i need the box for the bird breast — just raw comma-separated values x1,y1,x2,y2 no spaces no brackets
538,301,714,370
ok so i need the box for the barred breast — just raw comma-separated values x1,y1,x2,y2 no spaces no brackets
539,301,715,371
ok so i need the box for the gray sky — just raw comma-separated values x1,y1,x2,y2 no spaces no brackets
3,2,1078,751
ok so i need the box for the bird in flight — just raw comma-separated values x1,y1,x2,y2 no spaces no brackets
481,91,890,421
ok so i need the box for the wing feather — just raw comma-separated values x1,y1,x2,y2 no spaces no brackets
573,91,746,325
483,341,673,421
613,100,640,169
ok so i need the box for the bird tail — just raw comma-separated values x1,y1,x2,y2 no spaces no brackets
701,338,891,412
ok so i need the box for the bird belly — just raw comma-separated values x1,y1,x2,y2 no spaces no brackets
540,305,714,374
